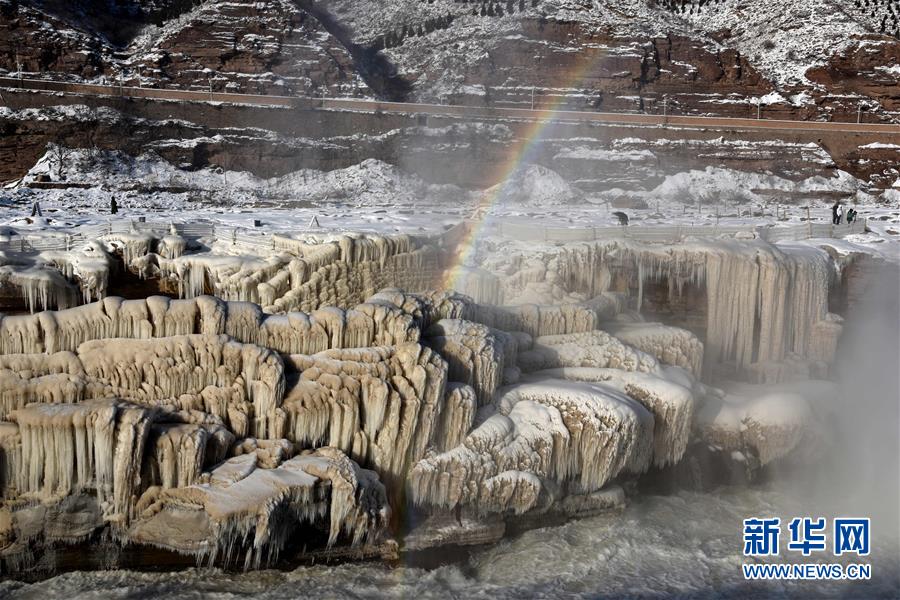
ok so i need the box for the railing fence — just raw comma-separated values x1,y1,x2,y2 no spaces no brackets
497,219,868,244
0,217,867,256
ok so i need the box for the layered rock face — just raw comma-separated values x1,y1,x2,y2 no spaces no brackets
3,0,899,121
0,233,852,572
2,0,897,205
0,2,111,79
379,17,776,116
0,88,893,201
127,0,368,96
0,0,365,95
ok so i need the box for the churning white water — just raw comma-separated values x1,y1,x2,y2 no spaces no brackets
1,484,897,599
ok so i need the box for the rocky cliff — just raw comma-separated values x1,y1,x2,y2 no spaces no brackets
1,0,899,121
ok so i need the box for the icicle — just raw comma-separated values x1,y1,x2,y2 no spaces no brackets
76,334,285,439
485,238,836,380
129,447,388,569
409,379,654,514
523,367,695,468
8,399,155,523
281,342,447,485
425,319,507,406
0,266,78,312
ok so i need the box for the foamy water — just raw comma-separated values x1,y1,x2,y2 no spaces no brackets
3,485,897,599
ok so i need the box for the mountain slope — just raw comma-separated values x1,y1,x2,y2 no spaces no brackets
1,0,898,120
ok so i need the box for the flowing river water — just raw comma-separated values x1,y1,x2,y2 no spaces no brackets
1,482,897,599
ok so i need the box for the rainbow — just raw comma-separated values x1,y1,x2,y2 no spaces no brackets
402,30,610,565
440,48,606,293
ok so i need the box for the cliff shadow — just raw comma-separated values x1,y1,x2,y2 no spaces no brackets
294,0,413,102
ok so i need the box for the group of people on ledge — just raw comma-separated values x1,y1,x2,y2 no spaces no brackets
832,201,858,225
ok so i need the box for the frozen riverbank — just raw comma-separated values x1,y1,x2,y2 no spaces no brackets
1,484,897,599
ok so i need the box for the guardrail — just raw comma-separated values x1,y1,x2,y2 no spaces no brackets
497,219,868,244
0,220,223,254
0,217,867,257
3,77,899,134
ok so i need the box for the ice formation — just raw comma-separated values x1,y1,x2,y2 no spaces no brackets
695,382,823,468
472,303,598,338
602,322,704,377
0,228,857,571
0,295,420,356
0,234,145,313
0,335,392,568
424,319,511,406
41,241,117,305
0,228,452,318
77,335,285,439
281,343,447,489
10,400,154,521
409,379,654,515
485,239,844,381
146,232,446,312
132,448,388,568
156,233,188,260
522,368,695,468
102,233,153,267
517,330,661,374
0,335,283,437
0,267,78,313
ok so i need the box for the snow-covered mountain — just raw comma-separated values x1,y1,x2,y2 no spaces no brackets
2,0,898,120
1,0,898,202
